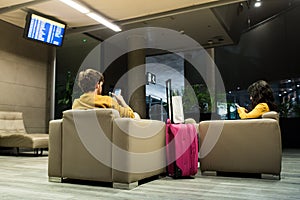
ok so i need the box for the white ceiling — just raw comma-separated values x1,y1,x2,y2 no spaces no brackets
0,0,246,47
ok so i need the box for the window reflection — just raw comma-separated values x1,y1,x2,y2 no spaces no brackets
217,78,300,119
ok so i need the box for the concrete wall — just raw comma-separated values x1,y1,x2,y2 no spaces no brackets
0,20,52,133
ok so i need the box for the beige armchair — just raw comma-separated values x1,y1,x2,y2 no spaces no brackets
199,111,282,179
48,109,166,189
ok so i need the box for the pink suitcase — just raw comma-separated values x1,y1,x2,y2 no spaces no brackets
166,119,198,178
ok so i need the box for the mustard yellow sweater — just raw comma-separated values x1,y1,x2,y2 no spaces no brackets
237,103,270,119
72,93,135,118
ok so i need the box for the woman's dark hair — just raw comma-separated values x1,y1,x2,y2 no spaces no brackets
78,69,104,93
247,80,277,111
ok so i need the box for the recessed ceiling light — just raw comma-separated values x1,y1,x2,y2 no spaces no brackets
207,40,213,45
59,0,89,14
254,2,261,7
59,0,121,32
87,13,121,32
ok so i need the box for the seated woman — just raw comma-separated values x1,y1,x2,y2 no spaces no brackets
72,68,135,118
237,80,277,119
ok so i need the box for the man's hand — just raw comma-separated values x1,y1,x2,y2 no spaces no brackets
112,93,129,108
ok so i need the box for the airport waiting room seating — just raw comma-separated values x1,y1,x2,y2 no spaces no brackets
48,109,166,189
0,111,49,155
199,111,282,179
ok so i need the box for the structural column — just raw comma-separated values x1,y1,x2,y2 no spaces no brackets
206,48,216,113
127,36,147,118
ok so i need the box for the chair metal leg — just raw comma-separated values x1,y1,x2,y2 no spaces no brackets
113,182,139,190
48,177,63,183
16,147,19,156
261,173,281,180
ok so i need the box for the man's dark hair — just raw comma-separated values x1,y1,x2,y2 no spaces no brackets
78,69,104,93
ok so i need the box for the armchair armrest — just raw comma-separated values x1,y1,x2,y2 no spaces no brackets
262,111,279,121
48,119,63,180
112,118,166,184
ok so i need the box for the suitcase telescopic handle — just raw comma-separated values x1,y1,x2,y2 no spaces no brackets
166,79,173,123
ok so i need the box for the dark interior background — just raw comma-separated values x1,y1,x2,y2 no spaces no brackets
215,4,300,91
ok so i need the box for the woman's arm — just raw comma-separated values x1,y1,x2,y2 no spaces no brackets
237,103,269,119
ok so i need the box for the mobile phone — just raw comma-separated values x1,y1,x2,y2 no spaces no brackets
114,88,121,96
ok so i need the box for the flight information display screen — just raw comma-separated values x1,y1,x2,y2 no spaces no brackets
24,13,66,47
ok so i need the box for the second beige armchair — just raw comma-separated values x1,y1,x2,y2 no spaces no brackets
199,111,282,179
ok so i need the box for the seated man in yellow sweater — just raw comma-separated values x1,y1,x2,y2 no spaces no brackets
72,68,135,118
237,80,277,119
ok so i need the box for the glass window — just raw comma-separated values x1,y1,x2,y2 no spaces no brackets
145,53,184,120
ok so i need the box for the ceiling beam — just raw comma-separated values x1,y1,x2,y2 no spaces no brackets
67,0,246,34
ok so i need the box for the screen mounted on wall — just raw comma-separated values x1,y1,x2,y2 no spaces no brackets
24,12,66,47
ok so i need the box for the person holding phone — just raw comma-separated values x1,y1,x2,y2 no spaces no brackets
72,68,136,118
237,80,277,119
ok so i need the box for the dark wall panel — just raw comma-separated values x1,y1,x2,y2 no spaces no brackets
215,5,300,91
